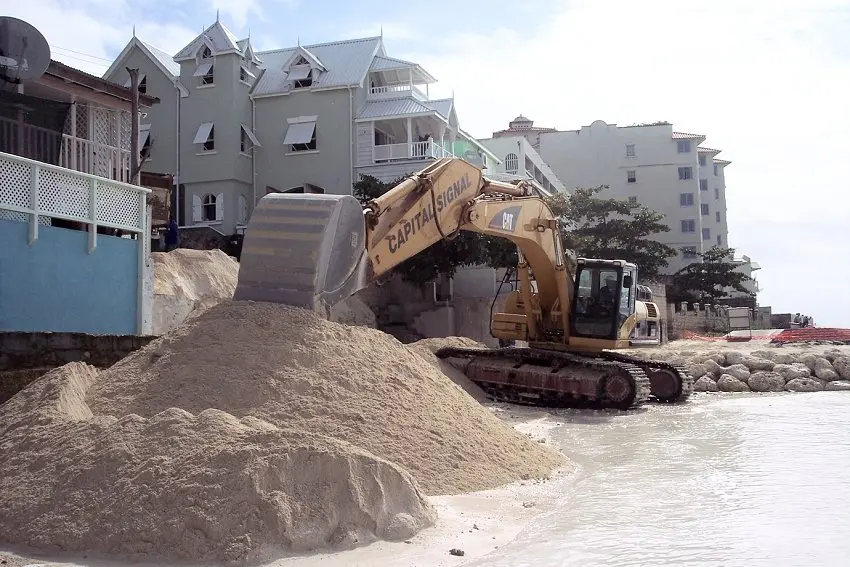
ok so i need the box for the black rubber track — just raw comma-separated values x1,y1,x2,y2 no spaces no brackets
598,352,694,403
435,346,652,410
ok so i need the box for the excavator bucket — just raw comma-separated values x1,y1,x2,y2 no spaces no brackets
233,192,370,314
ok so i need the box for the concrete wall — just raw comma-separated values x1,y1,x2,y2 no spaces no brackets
254,88,356,196
0,219,140,335
713,160,730,247
106,46,179,177
536,121,719,274
480,136,566,193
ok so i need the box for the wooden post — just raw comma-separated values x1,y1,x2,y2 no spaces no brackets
126,67,140,185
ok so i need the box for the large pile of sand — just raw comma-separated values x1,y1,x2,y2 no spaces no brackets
151,249,239,335
0,301,563,563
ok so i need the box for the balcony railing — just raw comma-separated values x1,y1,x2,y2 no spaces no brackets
368,84,427,101
373,140,453,163
0,116,132,183
0,151,149,247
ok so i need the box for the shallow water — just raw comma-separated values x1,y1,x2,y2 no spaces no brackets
471,393,850,567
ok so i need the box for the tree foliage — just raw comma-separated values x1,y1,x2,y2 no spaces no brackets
668,246,754,304
546,186,678,279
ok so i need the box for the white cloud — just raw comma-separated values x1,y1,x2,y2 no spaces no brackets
210,0,300,30
401,0,850,325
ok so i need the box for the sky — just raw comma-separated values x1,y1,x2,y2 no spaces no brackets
7,0,850,327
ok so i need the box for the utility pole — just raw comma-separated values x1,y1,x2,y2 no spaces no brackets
126,67,140,185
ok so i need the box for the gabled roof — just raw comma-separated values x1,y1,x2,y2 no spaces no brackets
698,146,721,154
425,98,453,118
50,60,160,107
370,55,437,83
672,131,706,142
356,97,441,121
713,158,732,166
174,20,241,61
237,38,262,64
252,37,383,97
284,46,327,72
101,36,188,97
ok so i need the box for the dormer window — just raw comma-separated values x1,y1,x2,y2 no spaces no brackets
194,44,215,86
288,65,313,89
201,46,212,59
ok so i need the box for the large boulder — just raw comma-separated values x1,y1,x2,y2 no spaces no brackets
748,371,786,392
687,363,708,380
813,358,839,382
796,353,818,371
785,378,825,392
724,364,751,382
717,374,750,392
703,359,724,377
825,380,850,391
724,351,746,366
741,357,775,371
693,376,719,392
834,356,850,380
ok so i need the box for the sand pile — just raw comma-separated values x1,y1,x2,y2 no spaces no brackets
151,249,239,335
407,336,489,402
0,301,563,563
0,364,431,563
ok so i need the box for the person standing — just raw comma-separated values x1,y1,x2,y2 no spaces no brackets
165,217,180,252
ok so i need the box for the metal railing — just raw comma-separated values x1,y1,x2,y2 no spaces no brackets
0,116,132,183
368,84,427,100
372,140,453,162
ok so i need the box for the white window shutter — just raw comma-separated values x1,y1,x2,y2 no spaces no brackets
192,195,202,222
238,195,248,224
215,192,224,221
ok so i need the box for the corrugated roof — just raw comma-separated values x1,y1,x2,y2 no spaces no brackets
425,98,453,118
140,40,180,77
371,55,417,71
174,21,241,60
253,37,381,96
672,131,705,139
356,97,437,120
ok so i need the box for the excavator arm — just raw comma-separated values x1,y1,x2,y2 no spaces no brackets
235,158,570,321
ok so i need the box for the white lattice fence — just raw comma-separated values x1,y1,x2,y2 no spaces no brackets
0,151,149,233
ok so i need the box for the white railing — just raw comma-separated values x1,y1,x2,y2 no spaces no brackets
373,140,453,162
0,150,149,239
0,116,132,183
368,84,427,100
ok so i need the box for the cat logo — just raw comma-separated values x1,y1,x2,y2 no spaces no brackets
487,206,522,233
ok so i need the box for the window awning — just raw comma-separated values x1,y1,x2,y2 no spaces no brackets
241,123,261,146
286,66,311,81
193,122,214,144
283,120,316,145
139,124,151,148
193,62,214,77
124,73,146,88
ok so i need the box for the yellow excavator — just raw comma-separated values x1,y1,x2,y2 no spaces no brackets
235,158,693,410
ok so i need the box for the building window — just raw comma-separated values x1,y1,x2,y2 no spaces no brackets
716,211,721,222
702,227,711,240
680,193,694,206
713,163,719,176
700,179,708,191
677,140,691,153
193,122,215,152
681,219,696,233
678,166,693,180
139,125,152,160
288,65,313,89
627,169,636,183
240,124,260,153
717,234,721,246
202,194,217,221
504,153,519,173
701,203,709,216
714,187,720,200
682,246,697,259
698,154,706,166
625,143,635,157
628,196,637,204
138,75,147,94
240,66,256,83
194,61,214,85
283,117,318,152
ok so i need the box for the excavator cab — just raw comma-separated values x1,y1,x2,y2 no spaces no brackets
569,258,638,343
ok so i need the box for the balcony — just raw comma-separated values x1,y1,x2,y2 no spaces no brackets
368,84,428,101
373,140,453,162
0,115,133,184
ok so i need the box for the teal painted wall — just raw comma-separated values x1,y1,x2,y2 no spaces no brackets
0,219,139,334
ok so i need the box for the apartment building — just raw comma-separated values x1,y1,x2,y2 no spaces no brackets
103,20,498,235
491,114,557,149
533,119,732,274
478,135,566,196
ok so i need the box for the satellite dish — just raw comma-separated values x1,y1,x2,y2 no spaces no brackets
0,16,51,83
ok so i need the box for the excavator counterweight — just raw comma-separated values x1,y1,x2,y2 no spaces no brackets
235,159,693,409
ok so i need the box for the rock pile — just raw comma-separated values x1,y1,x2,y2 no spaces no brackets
635,348,850,393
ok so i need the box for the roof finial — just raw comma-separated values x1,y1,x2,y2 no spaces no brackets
297,36,300,47
216,9,220,22
380,25,383,38
248,27,251,39
132,25,136,38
